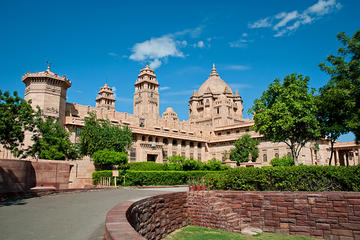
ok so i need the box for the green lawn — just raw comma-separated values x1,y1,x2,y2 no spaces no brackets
163,226,319,240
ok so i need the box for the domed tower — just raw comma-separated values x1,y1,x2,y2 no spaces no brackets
162,107,179,121
96,83,116,110
22,64,71,124
188,64,244,126
133,65,160,119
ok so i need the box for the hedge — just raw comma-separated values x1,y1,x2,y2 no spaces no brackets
205,165,360,191
92,170,221,186
120,160,230,171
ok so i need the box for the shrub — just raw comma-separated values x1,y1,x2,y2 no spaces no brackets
92,149,128,170
270,156,294,167
205,165,360,191
92,170,222,186
202,158,230,171
165,155,185,170
125,162,167,171
183,158,202,171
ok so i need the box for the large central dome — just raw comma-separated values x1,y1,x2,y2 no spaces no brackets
197,64,233,95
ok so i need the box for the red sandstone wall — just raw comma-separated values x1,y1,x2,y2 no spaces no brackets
0,159,70,193
106,191,360,240
126,192,187,240
187,191,360,240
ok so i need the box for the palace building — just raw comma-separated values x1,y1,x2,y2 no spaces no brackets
1,64,359,167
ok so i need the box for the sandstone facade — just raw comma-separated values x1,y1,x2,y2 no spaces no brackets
1,64,359,166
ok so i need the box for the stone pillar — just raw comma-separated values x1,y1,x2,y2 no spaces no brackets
177,141,181,156
167,138,172,158
185,141,190,158
357,148,360,165
335,150,339,166
201,144,206,162
194,143,198,160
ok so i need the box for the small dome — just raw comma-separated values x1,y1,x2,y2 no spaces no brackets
162,107,178,121
165,107,175,112
197,64,233,95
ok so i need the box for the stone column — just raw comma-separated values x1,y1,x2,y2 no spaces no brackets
201,144,206,162
168,138,172,158
194,143,198,160
177,141,181,156
335,150,339,166
185,141,190,158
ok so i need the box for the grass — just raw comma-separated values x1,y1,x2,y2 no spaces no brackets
163,226,319,240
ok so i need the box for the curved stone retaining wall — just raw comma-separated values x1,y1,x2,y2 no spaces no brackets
105,191,360,240
105,192,187,240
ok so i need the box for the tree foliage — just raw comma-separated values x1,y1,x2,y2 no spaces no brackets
27,117,79,160
79,112,133,156
92,149,128,170
270,156,294,167
250,74,320,165
316,83,350,165
0,90,37,156
319,30,360,141
230,133,259,165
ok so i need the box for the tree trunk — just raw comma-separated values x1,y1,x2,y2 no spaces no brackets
329,140,334,166
291,145,298,166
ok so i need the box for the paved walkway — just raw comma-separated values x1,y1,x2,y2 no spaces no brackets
0,187,187,240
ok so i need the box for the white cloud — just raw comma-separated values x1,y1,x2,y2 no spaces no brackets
129,35,184,69
108,52,118,57
306,0,342,16
273,11,298,30
242,33,248,37
224,65,250,71
248,0,342,37
112,86,117,98
159,86,171,91
197,41,205,48
149,58,162,69
229,39,248,48
248,17,272,28
129,26,206,69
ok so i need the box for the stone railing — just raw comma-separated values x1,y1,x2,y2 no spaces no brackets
105,191,360,240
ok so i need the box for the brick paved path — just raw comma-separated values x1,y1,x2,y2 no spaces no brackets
0,187,186,240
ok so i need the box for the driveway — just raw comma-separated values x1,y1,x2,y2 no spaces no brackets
0,187,187,240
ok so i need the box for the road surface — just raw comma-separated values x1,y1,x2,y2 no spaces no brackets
0,187,187,240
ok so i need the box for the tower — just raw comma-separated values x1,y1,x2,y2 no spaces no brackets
96,83,116,110
22,64,71,124
133,65,160,119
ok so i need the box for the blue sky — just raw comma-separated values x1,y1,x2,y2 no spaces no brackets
1,0,359,141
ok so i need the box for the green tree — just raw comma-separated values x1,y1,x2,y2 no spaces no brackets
27,117,79,160
250,74,320,165
92,149,128,170
270,156,294,167
319,30,360,141
0,90,37,157
316,83,350,165
230,133,259,165
79,112,133,156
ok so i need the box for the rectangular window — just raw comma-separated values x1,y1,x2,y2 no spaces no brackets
130,149,136,162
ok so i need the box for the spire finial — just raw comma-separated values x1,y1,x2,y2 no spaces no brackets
46,61,51,72
210,63,219,77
